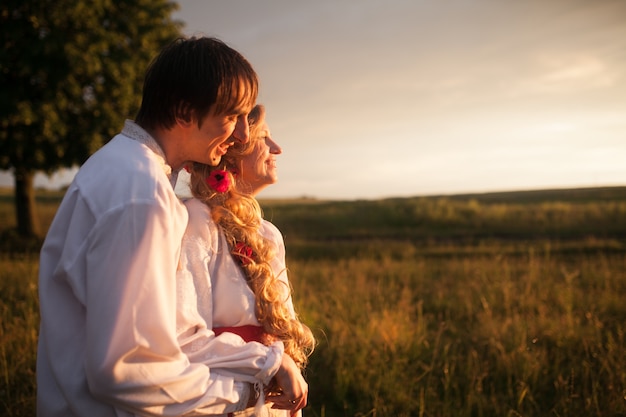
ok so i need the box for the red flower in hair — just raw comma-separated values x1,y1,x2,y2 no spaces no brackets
233,242,254,266
206,170,231,193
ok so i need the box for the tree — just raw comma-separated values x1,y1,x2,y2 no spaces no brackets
0,0,182,237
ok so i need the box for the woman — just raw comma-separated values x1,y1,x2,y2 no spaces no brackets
177,104,315,416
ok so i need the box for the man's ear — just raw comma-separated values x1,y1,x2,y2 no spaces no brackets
175,116,193,128
175,103,195,128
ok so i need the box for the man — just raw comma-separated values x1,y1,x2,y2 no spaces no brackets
37,37,302,416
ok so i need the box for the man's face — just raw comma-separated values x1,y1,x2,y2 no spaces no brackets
188,108,251,166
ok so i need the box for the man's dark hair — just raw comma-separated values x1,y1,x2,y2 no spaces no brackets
136,37,258,130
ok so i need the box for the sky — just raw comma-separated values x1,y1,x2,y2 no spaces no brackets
3,0,626,200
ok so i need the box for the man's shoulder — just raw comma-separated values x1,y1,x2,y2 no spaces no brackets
84,135,152,171
73,136,177,211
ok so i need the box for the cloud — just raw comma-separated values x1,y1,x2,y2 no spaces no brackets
108,1,626,198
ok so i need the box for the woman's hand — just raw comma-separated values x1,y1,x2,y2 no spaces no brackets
267,354,308,415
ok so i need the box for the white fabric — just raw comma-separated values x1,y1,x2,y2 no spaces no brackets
177,198,297,417
37,121,263,416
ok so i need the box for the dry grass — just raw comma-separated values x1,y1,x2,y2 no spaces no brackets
1,186,625,416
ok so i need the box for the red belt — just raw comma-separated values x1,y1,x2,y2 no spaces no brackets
213,324,264,343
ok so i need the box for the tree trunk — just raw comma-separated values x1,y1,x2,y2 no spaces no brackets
14,168,41,237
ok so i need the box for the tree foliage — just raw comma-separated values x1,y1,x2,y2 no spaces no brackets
0,0,183,236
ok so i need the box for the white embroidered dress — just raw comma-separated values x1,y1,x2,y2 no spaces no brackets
177,197,298,416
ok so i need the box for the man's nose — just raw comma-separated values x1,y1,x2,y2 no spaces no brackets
232,115,250,144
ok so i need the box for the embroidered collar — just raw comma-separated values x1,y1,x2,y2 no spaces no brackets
121,120,178,186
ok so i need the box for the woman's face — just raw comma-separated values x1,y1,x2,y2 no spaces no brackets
236,121,282,196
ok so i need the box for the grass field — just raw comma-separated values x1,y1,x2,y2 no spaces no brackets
1,186,625,416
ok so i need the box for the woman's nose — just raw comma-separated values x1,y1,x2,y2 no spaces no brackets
267,137,282,154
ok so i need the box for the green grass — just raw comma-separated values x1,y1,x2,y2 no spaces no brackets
293,252,626,416
261,187,626,244
0,254,39,417
1,186,625,416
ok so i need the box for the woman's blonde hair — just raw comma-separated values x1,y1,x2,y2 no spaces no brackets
188,104,315,368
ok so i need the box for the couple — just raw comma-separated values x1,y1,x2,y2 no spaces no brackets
37,37,314,416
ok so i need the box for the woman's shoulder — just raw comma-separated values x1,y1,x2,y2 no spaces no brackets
182,198,220,241
183,197,212,218
260,219,284,246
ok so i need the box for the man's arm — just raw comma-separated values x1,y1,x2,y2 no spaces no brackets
83,198,246,416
